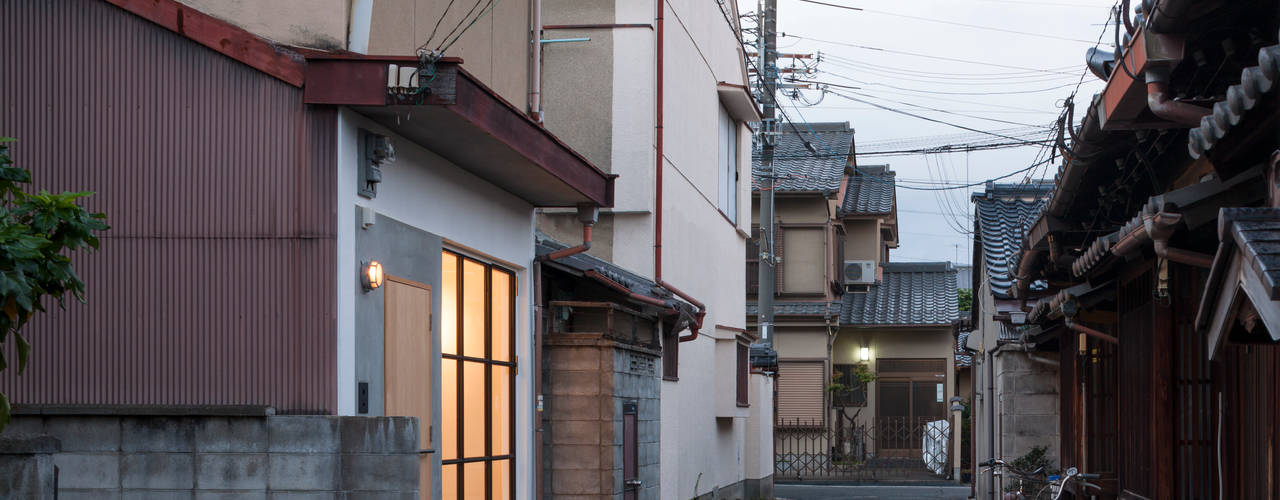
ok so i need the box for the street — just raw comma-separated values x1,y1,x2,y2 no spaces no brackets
776,483,972,500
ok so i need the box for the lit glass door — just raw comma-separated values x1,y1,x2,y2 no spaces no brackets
441,250,515,499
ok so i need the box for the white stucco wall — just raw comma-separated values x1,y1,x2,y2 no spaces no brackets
335,109,537,498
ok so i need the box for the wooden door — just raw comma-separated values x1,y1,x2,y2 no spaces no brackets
384,276,432,499
876,359,947,457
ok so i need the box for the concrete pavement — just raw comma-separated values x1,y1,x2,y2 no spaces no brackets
776,483,972,499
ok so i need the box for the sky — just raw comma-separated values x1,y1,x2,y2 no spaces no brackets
743,0,1120,266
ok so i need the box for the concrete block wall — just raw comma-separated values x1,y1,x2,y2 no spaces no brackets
994,351,1060,465
543,335,661,500
611,348,659,500
3,414,419,498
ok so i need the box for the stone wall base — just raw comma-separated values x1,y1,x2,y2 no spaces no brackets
0,414,420,498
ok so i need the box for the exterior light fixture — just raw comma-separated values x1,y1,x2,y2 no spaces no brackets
950,396,964,412
859,346,870,362
362,261,385,292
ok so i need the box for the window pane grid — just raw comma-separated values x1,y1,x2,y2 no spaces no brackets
441,250,516,500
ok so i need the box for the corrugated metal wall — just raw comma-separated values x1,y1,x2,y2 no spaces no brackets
0,0,337,412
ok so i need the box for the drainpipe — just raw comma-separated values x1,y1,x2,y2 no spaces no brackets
1145,212,1214,268
585,270,671,308
544,204,599,261
651,0,708,342
1065,320,1119,344
1146,68,1211,127
986,350,997,499
528,0,543,121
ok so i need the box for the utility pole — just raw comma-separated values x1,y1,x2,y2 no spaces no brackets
756,0,778,350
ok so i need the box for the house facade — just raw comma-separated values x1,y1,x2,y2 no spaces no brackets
750,123,962,481
533,1,773,497
966,182,1059,500
983,2,1280,498
0,0,615,498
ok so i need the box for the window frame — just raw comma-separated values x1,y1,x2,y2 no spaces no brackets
717,104,739,221
440,250,517,499
736,340,750,407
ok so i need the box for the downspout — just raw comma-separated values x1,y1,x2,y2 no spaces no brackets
986,350,997,499
1112,211,1214,268
651,0,707,342
1146,68,1211,127
585,270,671,308
528,0,543,121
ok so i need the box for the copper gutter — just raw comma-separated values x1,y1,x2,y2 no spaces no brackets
1066,320,1119,344
1113,212,1214,268
651,0,708,342
585,270,671,308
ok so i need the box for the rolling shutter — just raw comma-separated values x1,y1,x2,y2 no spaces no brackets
777,361,824,426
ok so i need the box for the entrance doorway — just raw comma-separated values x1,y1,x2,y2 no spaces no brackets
876,358,946,457
383,275,433,500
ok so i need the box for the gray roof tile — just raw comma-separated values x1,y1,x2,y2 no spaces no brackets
747,301,842,318
1189,44,1280,159
972,183,1052,298
841,165,895,215
536,232,685,307
956,331,972,367
752,122,852,193
841,262,959,326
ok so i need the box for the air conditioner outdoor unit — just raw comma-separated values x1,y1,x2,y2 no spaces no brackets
843,260,876,285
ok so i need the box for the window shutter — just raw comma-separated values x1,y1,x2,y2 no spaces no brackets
746,226,760,295
777,361,824,426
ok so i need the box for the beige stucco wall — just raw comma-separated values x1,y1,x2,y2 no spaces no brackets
366,0,530,107
843,218,882,265
775,326,831,360
754,196,831,225
177,0,351,50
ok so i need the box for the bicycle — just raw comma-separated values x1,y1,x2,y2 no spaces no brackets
1039,467,1102,500
978,458,1046,500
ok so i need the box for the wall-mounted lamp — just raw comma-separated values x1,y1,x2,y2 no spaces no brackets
361,261,385,292
859,346,870,362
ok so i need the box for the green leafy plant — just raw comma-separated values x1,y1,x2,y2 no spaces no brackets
958,288,973,312
1003,445,1057,493
0,139,107,431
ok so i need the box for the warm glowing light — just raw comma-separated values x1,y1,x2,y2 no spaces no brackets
859,346,870,361
362,261,385,291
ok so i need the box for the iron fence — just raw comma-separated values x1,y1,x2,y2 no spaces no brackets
775,416,952,481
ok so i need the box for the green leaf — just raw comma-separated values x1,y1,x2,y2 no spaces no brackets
15,332,29,375
0,392,10,433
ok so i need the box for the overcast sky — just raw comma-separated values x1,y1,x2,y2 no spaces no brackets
746,0,1118,266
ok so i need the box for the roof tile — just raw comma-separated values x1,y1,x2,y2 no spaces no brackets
841,262,959,326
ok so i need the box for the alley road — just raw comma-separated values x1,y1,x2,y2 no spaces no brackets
776,483,972,499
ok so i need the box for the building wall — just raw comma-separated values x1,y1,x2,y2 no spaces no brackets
775,326,831,360
336,109,537,497
6,414,419,497
365,0,531,107
175,0,350,50
843,219,883,265
0,0,338,413
993,350,1060,463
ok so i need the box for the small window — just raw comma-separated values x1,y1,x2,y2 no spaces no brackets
717,105,739,220
736,342,749,407
832,364,868,407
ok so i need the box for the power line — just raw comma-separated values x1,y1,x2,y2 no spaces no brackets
820,52,1080,78
798,76,1082,96
831,89,1056,128
780,34,1082,75
823,88,1052,146
790,0,1102,44
419,0,461,51
820,58,1080,86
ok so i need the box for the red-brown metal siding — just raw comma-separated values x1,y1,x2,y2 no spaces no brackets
0,0,337,413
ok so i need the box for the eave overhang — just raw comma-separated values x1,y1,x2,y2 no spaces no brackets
717,82,764,122
304,58,615,208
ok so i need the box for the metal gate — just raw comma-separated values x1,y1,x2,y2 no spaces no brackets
775,416,952,481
